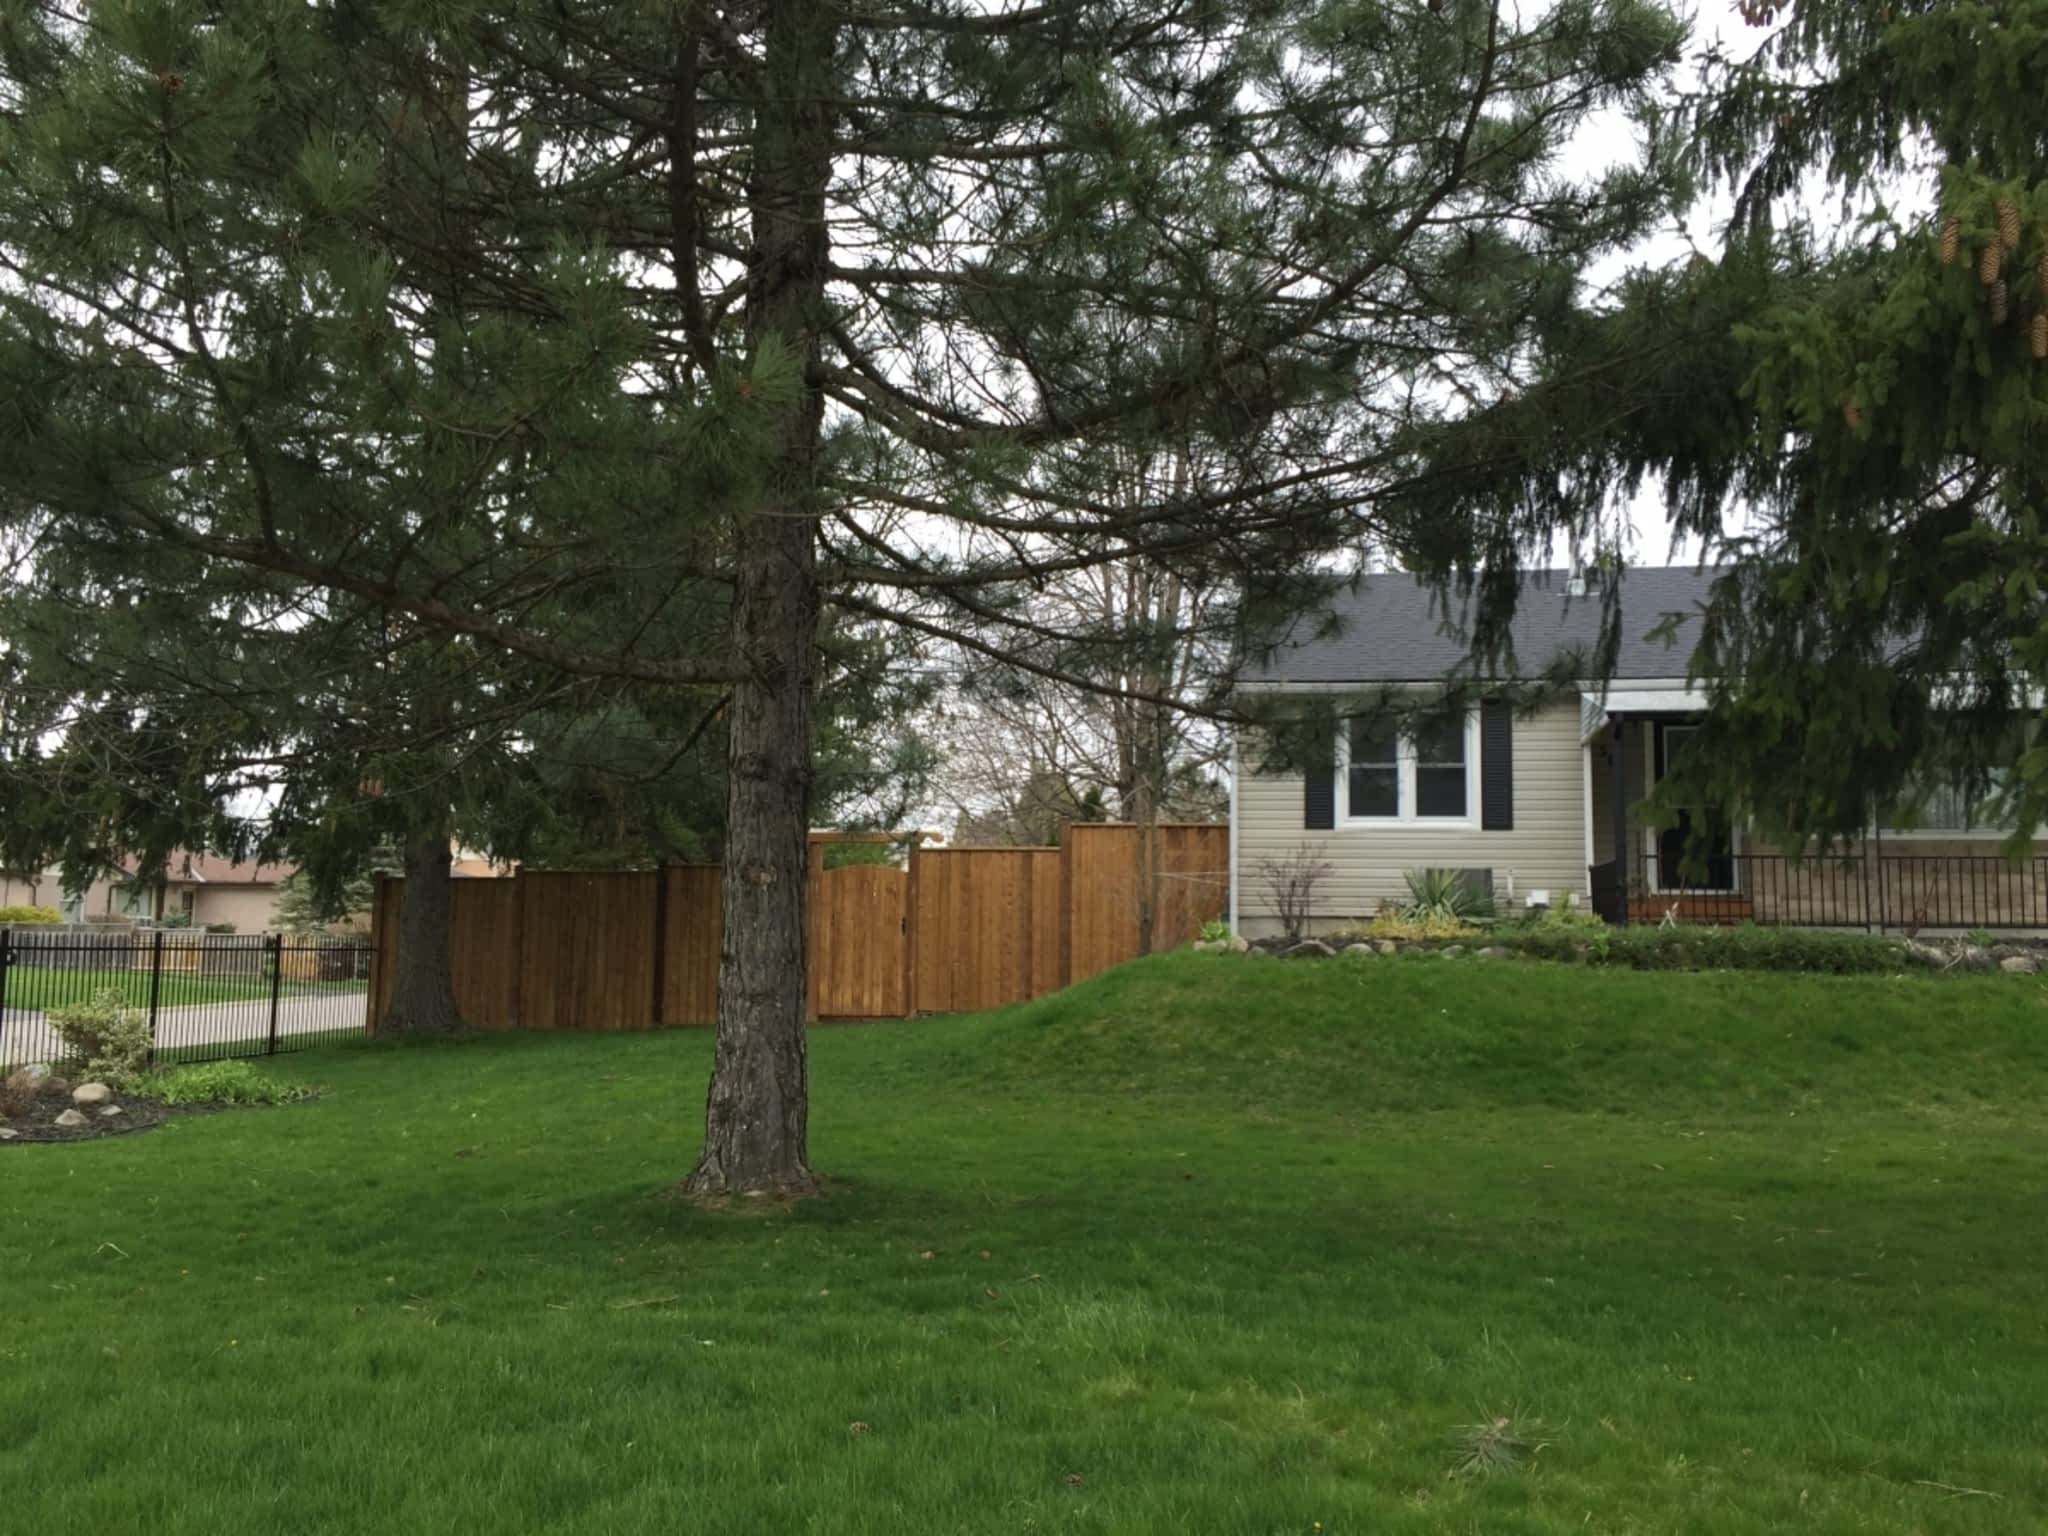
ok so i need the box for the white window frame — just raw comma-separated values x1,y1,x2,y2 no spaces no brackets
1339,711,1482,829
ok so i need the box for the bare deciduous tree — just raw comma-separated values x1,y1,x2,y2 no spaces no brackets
1257,846,1335,945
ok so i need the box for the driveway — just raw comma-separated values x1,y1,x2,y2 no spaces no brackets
1,990,367,1073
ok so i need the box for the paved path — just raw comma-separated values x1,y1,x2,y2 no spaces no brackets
1,990,367,1072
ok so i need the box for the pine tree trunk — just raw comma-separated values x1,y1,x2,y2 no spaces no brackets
683,0,833,1199
383,827,462,1035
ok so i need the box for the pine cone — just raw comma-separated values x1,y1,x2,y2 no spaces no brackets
1939,216,1961,266
2033,313,2048,360
1979,244,2003,285
2038,245,2048,300
1999,200,2022,250
1842,399,1863,429
1990,279,2010,324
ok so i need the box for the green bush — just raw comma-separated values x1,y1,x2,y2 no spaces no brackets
1401,867,1495,922
0,903,61,925
140,1060,311,1107
45,988,153,1088
1502,922,1905,974
1348,910,1481,942
1198,919,1232,943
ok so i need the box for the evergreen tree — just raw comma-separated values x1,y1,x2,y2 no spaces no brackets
1392,1,2048,849
0,0,1690,1193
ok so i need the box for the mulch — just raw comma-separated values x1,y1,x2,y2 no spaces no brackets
0,1089,245,1144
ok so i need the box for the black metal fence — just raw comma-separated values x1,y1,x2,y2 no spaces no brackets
1589,851,2048,932
0,927,372,1075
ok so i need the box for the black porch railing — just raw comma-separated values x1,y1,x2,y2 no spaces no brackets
0,927,371,1076
1587,851,2048,932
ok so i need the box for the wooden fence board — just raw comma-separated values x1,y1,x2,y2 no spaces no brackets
813,865,908,1017
1066,823,1229,983
660,865,722,1025
517,871,659,1031
450,880,523,1029
368,823,1227,1031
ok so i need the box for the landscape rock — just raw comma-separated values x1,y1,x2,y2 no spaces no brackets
2000,954,2039,974
1191,939,1225,953
1284,939,1334,958
1440,944,1466,958
53,1109,88,1128
1373,940,1400,956
1478,946,1511,960
0,1127,18,1141
1343,943,1375,956
16,1063,51,1084
1227,934,1250,953
97,1104,125,1118
72,1082,113,1107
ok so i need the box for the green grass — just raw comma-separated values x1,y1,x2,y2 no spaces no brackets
5,950,2048,1533
2,964,366,1011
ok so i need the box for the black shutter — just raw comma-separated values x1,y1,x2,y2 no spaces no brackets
1480,699,1514,831
1304,761,1336,829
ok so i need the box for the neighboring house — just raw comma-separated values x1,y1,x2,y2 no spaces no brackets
111,854,300,931
1231,566,2030,936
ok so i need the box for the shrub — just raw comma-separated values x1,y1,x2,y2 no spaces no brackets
0,903,61,925
1257,845,1334,944
1501,922,1905,974
45,988,153,1089
203,922,238,934
140,1060,311,1107
1517,898,1609,934
1197,919,1232,943
1353,910,1480,942
1401,866,1495,922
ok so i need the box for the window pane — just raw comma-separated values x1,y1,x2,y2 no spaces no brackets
1348,766,1398,817
1415,715,1466,767
1416,766,1467,818
1348,718,1398,766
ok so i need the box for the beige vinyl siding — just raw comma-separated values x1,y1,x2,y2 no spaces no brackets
189,885,283,933
1237,700,1590,935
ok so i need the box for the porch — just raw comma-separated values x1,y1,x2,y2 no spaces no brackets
1581,701,2048,932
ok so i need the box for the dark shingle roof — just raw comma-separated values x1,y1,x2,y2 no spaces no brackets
1243,566,1720,685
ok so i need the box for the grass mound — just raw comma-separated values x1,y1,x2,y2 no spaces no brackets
925,949,2048,1120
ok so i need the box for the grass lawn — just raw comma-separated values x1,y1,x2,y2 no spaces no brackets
4,950,2047,1533
2,964,366,1011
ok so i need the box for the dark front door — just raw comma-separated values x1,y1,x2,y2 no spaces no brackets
1654,723,1736,892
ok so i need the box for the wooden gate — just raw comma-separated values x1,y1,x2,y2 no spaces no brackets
809,864,909,1018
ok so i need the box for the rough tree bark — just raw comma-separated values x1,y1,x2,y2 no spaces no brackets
683,0,833,1198
383,826,462,1035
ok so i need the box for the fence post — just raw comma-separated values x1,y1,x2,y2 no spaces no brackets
267,933,285,1055
146,928,165,1061
650,865,670,1027
0,928,12,1048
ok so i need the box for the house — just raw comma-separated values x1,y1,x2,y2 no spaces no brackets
111,854,300,931
1230,566,2032,936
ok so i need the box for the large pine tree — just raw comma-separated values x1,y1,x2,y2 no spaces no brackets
1,0,1689,1193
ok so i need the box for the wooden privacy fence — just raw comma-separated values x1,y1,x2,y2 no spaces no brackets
367,822,1226,1033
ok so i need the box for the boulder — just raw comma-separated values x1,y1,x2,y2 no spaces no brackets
1284,939,1335,959
1373,940,1400,956
1440,944,1466,958
1477,946,1511,960
1903,940,1948,969
15,1063,51,1084
1191,939,1225,953
97,1104,126,1119
2000,954,2039,974
1227,934,1250,954
72,1082,113,1107
53,1109,89,1128
0,1127,18,1141
1343,942,1375,956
